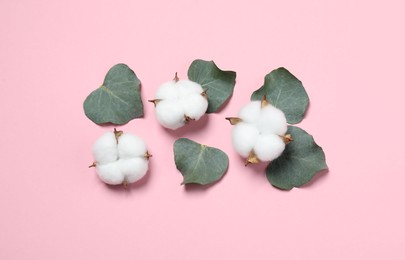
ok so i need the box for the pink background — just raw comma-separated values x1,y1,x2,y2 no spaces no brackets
1,0,404,259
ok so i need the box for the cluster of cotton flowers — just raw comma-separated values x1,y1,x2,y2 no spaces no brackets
90,129,151,187
149,74,208,130
226,96,292,165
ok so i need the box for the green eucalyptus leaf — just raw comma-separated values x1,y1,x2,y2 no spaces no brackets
174,138,229,185
251,67,309,124
266,126,328,190
83,64,143,125
188,59,236,113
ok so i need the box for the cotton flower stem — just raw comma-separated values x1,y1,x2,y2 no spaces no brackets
282,134,293,144
144,151,152,159
88,162,96,168
201,89,208,99
173,72,179,82
225,117,242,125
261,95,270,108
184,115,195,123
123,179,128,189
148,99,161,107
113,128,123,143
245,151,260,166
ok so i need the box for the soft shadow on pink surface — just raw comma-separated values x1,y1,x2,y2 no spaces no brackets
163,114,210,138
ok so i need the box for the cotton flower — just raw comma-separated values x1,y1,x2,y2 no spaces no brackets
226,96,292,165
90,129,151,187
149,73,208,130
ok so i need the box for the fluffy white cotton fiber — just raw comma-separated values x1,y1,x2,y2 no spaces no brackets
231,99,289,163
232,122,260,157
120,158,148,183
155,100,185,130
256,105,287,135
152,78,208,130
92,130,150,186
96,162,124,185
118,133,147,158
92,132,118,164
253,134,285,161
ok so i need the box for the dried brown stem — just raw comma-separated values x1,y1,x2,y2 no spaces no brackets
282,134,293,144
184,115,195,123
261,95,270,108
225,117,242,125
88,162,96,168
245,151,260,166
114,128,123,143
148,99,161,107
144,151,152,159
201,89,208,99
123,179,128,189
173,72,179,82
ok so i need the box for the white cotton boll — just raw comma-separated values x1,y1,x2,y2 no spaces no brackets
253,134,285,162
256,105,287,135
96,162,124,185
155,81,178,100
181,93,208,120
155,100,185,130
232,122,260,157
118,133,147,159
119,158,149,183
92,132,118,164
238,101,261,123
176,80,204,98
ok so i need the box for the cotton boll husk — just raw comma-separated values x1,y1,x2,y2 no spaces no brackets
256,105,287,135
176,80,204,98
118,133,147,159
181,94,208,120
155,81,178,100
238,101,261,123
92,132,118,164
232,122,260,157
96,162,124,185
253,134,285,162
119,158,149,183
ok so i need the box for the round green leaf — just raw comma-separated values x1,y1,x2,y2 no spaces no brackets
83,64,143,125
251,67,309,124
174,138,229,185
188,59,236,113
266,126,328,190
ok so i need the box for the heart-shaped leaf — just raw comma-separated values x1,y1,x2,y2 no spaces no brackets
266,126,328,190
83,64,143,125
188,59,236,113
251,67,309,124
174,138,229,185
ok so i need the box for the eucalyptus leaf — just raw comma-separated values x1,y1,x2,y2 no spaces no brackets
83,64,143,125
174,138,229,185
188,59,236,113
266,126,328,190
251,67,309,124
